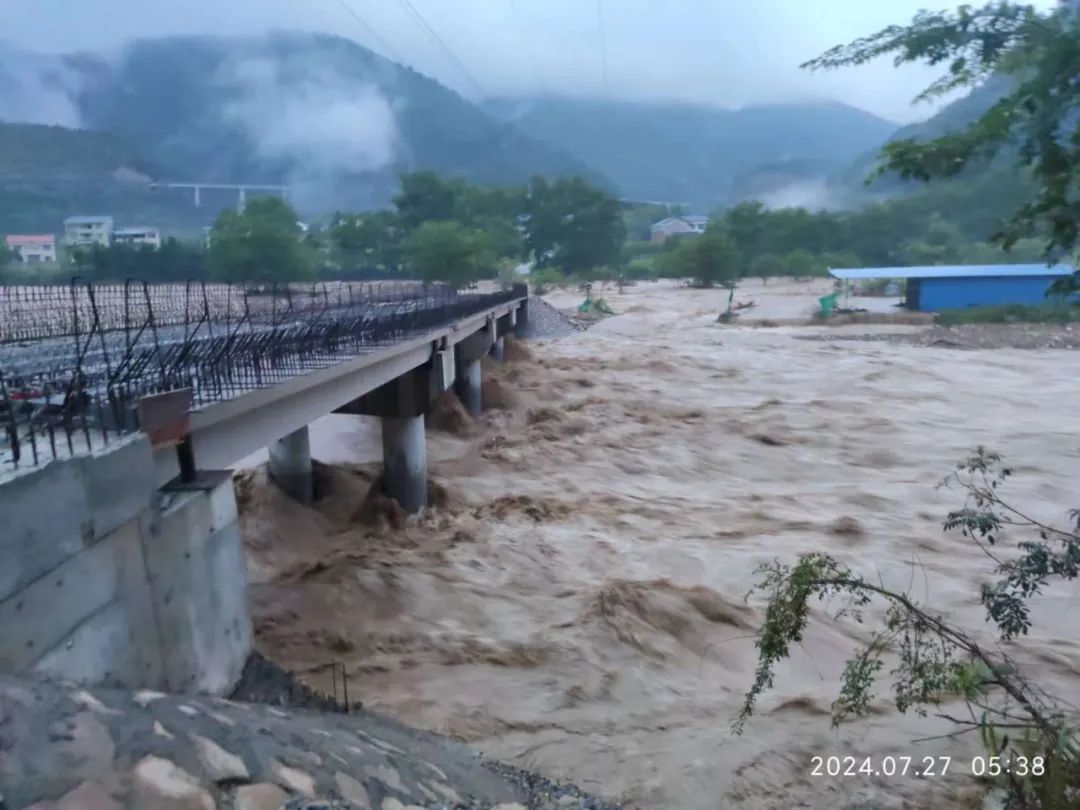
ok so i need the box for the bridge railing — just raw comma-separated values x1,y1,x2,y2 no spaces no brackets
0,279,526,472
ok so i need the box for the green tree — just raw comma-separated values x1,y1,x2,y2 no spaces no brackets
725,201,771,273
208,197,313,284
401,220,493,289
803,1,1080,269
331,210,401,276
394,171,466,232
659,226,738,287
782,248,827,278
897,217,967,266
524,176,627,273
0,238,18,267
748,253,787,281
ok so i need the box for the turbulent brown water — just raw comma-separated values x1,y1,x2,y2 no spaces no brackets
238,279,1080,809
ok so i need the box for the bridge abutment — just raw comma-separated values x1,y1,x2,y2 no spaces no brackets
0,435,252,694
268,425,314,505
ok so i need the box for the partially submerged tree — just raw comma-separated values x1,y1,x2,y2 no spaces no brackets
658,225,739,288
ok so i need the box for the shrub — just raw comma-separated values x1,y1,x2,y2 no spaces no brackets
937,303,1080,325
530,267,566,295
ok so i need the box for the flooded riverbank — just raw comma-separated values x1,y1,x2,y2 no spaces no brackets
239,279,1080,808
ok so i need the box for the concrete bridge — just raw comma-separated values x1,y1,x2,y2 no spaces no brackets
0,279,528,695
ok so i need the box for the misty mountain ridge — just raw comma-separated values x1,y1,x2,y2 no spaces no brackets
0,30,976,235
485,96,899,208
0,32,604,226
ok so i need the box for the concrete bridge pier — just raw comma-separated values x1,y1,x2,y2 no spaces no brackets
454,359,483,416
491,336,506,363
453,323,496,417
381,416,427,513
268,425,314,505
336,349,458,513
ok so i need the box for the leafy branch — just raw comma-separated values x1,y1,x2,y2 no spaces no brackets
804,2,1080,264
736,449,1080,807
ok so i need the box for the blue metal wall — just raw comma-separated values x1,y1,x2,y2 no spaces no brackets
917,275,1061,311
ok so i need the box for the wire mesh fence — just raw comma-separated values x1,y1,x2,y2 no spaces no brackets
1,279,526,472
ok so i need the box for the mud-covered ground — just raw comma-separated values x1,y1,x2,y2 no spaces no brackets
237,279,1080,809
797,321,1080,350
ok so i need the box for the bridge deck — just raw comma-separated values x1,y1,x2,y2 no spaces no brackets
0,280,526,478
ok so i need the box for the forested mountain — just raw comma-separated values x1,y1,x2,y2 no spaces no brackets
486,97,898,208
0,122,211,235
842,76,1012,192
0,34,602,231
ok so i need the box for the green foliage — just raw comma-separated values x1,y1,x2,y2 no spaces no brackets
0,239,17,268
68,238,207,282
330,210,401,277
937,302,1080,325
738,449,1080,807
803,1,1080,279
208,197,313,284
782,248,828,278
394,171,464,232
624,258,659,281
658,225,738,287
486,97,896,208
747,254,787,279
524,176,627,273
529,268,566,296
400,220,493,289
708,180,1055,284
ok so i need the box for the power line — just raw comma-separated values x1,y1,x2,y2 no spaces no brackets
336,0,406,64
596,0,609,90
394,0,487,97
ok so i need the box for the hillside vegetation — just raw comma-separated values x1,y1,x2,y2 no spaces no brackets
0,123,209,234
487,97,898,207
75,34,602,203
0,34,603,231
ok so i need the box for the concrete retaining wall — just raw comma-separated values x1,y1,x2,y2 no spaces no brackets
0,436,251,694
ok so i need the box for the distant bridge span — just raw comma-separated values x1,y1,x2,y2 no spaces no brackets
150,181,292,210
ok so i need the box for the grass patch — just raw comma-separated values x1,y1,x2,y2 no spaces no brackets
936,302,1080,325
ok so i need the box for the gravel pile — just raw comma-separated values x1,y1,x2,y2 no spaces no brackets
484,760,626,810
799,323,1080,350
517,297,584,340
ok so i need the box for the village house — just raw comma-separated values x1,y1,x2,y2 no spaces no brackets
650,215,708,243
4,234,58,264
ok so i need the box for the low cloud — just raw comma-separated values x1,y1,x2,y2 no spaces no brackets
217,53,400,208
0,46,84,127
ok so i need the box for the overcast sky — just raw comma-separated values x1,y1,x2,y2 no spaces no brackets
0,0,1059,123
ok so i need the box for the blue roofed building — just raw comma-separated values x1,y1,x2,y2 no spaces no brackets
829,264,1074,312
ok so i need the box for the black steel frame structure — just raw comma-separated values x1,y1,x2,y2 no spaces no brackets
1,279,525,470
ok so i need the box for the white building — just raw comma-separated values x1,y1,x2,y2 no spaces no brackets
5,234,57,264
650,216,708,243
64,216,114,248
113,226,162,250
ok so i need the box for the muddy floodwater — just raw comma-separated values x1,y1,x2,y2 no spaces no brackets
238,279,1080,809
